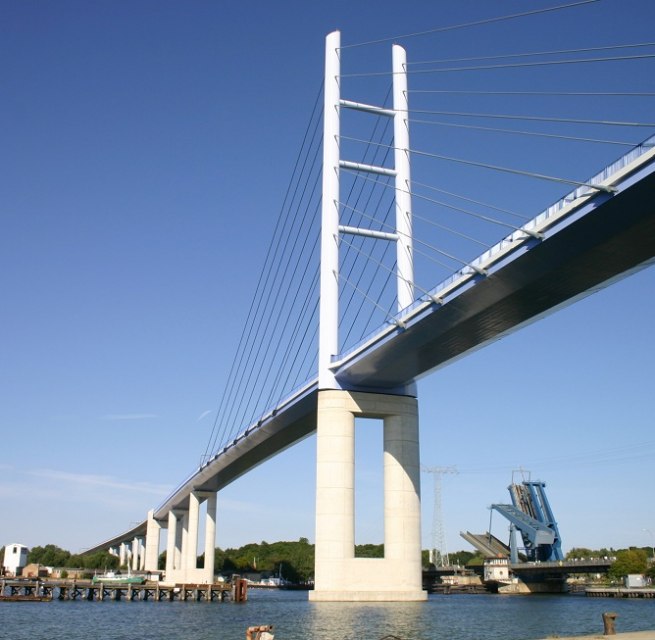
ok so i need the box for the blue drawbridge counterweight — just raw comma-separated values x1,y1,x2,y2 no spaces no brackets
492,480,563,562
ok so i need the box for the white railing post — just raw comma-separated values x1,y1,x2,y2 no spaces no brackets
319,30,341,390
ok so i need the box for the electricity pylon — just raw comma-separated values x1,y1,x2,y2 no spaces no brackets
422,465,458,567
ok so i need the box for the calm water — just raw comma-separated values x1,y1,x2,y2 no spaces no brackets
2,589,655,640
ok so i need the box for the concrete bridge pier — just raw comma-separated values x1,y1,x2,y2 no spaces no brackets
310,389,426,601
119,541,128,568
144,509,161,571
131,536,146,571
163,491,217,584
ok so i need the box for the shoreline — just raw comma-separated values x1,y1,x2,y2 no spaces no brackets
538,632,655,640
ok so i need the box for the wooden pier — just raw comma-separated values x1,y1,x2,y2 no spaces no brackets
1,578,241,603
586,587,655,599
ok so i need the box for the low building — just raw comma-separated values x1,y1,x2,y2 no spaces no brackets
625,574,646,588
3,543,29,577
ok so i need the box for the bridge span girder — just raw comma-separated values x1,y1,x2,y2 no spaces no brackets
334,162,655,391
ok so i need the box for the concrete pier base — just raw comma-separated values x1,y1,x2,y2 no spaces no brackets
310,389,426,602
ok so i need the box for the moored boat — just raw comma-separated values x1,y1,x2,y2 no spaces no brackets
91,570,145,585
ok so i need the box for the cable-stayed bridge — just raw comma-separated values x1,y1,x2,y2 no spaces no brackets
84,5,655,601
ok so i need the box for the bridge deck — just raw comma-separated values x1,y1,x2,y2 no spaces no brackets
85,138,655,554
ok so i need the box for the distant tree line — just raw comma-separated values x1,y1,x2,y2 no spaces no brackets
27,544,118,571
566,546,655,581
11,541,655,583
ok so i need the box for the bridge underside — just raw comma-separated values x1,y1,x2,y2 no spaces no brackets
335,168,655,390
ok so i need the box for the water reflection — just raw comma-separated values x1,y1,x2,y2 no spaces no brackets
2,590,655,640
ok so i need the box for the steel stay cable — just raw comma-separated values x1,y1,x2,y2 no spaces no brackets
338,266,404,329
411,181,527,221
339,198,488,273
339,170,394,340
409,109,655,128
231,116,324,440
410,118,638,147
339,234,457,317
411,89,655,96
337,85,396,345
258,207,322,419
341,196,396,348
340,0,599,49
343,52,655,78
408,40,655,67
243,135,324,426
340,165,535,237
268,274,321,410
227,100,324,435
343,160,528,223
341,135,617,198
340,196,490,250
403,52,655,75
221,107,323,446
412,241,463,274
204,83,323,457
209,84,324,453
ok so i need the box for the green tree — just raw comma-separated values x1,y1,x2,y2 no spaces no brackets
216,539,315,582
450,550,475,566
608,548,648,580
466,553,485,567
80,551,119,570
354,543,384,558
566,547,594,559
28,544,71,567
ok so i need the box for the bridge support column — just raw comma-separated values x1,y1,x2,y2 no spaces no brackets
202,491,217,584
144,509,161,572
185,492,200,574
165,509,186,582
310,389,426,602
119,542,127,568
139,536,146,571
131,537,140,571
163,493,216,584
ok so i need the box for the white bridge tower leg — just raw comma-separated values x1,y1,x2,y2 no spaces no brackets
313,31,425,602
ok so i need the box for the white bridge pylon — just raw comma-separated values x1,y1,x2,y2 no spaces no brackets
312,30,426,601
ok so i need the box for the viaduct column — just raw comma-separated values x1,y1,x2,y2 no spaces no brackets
131,537,140,571
165,509,184,581
162,492,217,584
119,542,127,568
202,491,217,583
144,509,161,572
185,492,200,574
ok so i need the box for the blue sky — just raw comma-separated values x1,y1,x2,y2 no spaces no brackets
2,0,654,557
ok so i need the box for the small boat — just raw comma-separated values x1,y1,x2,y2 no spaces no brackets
91,570,145,585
